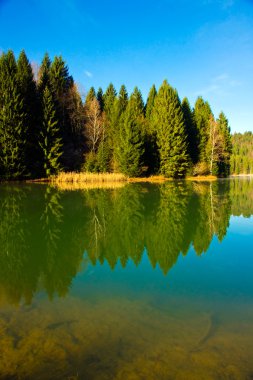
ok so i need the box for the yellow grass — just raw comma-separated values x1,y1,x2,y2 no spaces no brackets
50,172,127,184
186,175,218,181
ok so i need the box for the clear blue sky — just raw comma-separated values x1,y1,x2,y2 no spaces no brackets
0,0,252,133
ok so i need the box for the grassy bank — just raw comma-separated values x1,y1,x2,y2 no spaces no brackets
26,172,219,188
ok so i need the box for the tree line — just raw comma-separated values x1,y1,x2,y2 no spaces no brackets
230,132,253,175
0,50,232,179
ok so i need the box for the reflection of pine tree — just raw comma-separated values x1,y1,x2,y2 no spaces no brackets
145,183,191,274
192,181,231,254
230,178,253,217
0,186,34,304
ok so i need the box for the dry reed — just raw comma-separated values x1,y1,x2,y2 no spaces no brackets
50,172,127,184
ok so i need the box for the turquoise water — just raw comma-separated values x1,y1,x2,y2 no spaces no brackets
0,179,253,379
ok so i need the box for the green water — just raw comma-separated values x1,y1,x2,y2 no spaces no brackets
0,179,253,380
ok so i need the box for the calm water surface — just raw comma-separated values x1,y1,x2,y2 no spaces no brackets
0,179,253,380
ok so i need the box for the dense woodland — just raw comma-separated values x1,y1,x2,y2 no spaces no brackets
230,132,253,174
0,50,235,180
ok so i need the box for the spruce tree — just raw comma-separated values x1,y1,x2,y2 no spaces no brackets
49,56,74,169
17,50,40,176
103,83,117,116
38,53,51,94
39,86,63,177
217,111,232,176
116,87,144,176
145,84,157,120
193,97,213,164
151,80,190,178
85,87,96,103
182,97,198,165
0,51,28,179
96,87,104,110
144,84,159,174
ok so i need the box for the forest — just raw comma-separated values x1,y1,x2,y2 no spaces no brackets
0,50,240,180
231,132,253,174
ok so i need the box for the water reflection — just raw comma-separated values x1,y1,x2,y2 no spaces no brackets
0,179,252,304
0,179,253,380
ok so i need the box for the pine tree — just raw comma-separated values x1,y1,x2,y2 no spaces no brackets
151,80,190,178
217,111,232,176
17,50,40,176
85,87,96,104
39,86,63,176
103,83,117,116
116,87,144,176
182,97,198,165
145,84,157,121
0,51,28,179
96,87,104,110
144,84,159,174
49,56,74,169
38,53,51,94
193,97,213,164
101,84,128,171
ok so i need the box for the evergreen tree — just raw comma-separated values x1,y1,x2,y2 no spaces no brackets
144,84,159,173
151,80,190,178
145,84,157,120
193,97,213,165
0,51,27,179
182,97,198,165
96,87,104,110
116,87,144,176
85,87,96,104
103,84,128,171
49,56,74,169
103,83,117,116
38,53,51,94
39,86,63,176
17,50,40,176
217,111,232,176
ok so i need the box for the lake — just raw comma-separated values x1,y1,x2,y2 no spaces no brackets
0,178,253,380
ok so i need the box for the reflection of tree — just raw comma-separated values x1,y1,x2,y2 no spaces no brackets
192,181,231,254
145,182,192,274
230,178,253,217
0,186,36,304
1,178,251,305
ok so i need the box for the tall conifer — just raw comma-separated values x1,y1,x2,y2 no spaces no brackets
17,50,40,176
151,80,189,178
39,86,63,177
182,97,198,165
116,87,144,176
0,51,27,178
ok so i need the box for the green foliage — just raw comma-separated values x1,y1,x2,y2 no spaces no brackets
193,97,212,163
116,87,144,176
96,87,104,110
216,111,232,176
151,80,190,178
38,53,51,93
0,49,233,180
86,87,96,103
0,51,28,179
39,86,63,177
17,50,40,176
145,84,157,121
231,131,253,174
182,97,198,165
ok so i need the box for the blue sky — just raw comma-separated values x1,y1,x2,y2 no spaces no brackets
0,0,253,132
